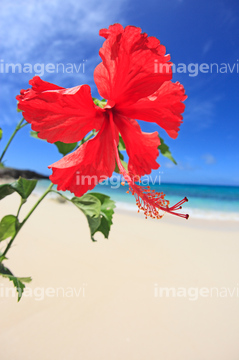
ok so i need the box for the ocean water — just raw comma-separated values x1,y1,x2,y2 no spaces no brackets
35,180,239,221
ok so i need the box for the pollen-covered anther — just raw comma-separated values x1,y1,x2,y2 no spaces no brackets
127,182,189,220
112,135,188,220
127,183,168,219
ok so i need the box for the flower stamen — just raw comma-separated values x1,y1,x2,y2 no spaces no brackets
109,111,189,219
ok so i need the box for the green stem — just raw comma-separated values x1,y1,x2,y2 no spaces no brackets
16,198,26,219
2,182,54,257
0,117,27,163
50,190,70,202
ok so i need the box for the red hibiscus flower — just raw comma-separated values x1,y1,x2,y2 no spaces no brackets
16,24,188,219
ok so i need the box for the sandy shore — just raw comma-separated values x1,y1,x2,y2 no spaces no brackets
1,191,239,360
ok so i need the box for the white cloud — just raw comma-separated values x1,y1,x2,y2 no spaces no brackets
184,99,215,129
202,39,213,55
164,160,198,171
164,162,175,169
183,94,223,131
0,0,128,62
202,153,216,165
0,0,128,124
220,4,238,27
177,161,197,171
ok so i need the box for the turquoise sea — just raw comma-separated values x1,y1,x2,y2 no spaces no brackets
36,180,239,221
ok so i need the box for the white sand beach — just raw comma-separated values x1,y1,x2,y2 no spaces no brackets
1,192,239,360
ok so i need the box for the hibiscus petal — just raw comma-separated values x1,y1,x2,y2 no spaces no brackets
16,76,105,143
94,24,172,106
117,81,187,139
49,119,118,197
114,114,160,177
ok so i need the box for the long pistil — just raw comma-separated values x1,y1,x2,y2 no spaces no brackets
109,111,189,219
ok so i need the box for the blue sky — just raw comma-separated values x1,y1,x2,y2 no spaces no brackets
0,0,238,185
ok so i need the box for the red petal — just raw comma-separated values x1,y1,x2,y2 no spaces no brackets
114,114,160,176
49,119,117,197
16,76,105,143
117,81,187,139
29,76,65,92
94,24,172,106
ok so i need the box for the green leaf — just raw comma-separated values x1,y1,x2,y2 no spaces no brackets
0,255,7,262
0,127,2,140
87,193,115,241
118,135,126,151
30,131,78,156
11,177,37,200
0,178,37,201
30,131,41,140
72,193,115,241
114,135,127,173
54,141,78,156
0,215,19,242
158,136,177,165
85,216,101,241
0,183,15,200
92,97,107,108
0,262,12,275
71,193,101,218
114,150,128,174
0,263,31,301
